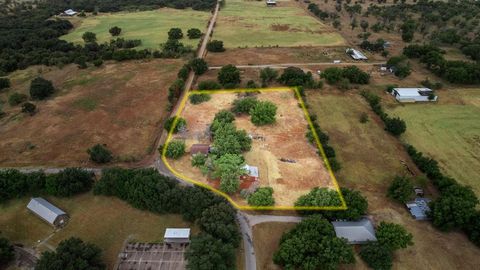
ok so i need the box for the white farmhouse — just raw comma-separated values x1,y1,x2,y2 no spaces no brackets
391,88,437,103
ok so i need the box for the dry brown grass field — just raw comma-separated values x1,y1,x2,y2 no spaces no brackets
0,59,182,167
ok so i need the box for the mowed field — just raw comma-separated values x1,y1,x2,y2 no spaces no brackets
387,89,480,196
0,193,197,268
0,59,182,166
61,8,210,49
212,0,345,48
301,91,480,269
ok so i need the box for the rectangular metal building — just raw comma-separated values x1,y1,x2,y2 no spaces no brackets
164,228,191,244
332,218,377,244
27,197,69,228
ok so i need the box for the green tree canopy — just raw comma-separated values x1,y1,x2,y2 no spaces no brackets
322,187,368,221
164,116,186,133
278,66,314,87
186,234,235,270
36,237,105,270
206,40,225,52
232,97,258,115
0,78,10,90
82,31,97,43
168,28,183,39
0,237,14,267
198,202,240,247
218,64,241,87
188,58,208,75
213,154,245,194
247,187,275,206
109,26,122,36
273,215,355,269
187,28,202,39
250,101,277,126
30,77,54,100
387,176,414,203
45,168,94,197
295,187,342,207
360,242,393,270
260,67,278,85
165,140,186,159
376,222,414,251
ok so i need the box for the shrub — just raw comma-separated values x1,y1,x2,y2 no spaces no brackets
0,237,14,267
250,101,277,126
278,66,315,87
164,116,187,133
0,78,10,90
168,28,183,39
82,31,96,43
214,110,235,124
387,176,414,203
187,28,202,39
207,40,225,52
321,67,343,84
165,140,185,159
189,93,211,104
360,242,393,270
376,222,414,251
8,92,27,106
177,64,190,80
384,117,406,136
295,187,342,207
87,144,113,163
30,77,54,100
188,58,208,75
245,80,258,89
198,80,222,90
21,102,36,115
342,65,370,84
260,67,278,84
191,154,207,167
109,26,122,36
93,59,103,67
359,112,369,123
45,168,94,197
248,187,275,206
232,97,258,114
218,64,241,87
465,211,480,246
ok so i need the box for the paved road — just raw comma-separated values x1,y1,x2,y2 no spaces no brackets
209,61,387,70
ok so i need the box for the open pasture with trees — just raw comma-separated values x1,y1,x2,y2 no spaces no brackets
166,90,337,207
0,193,197,268
387,89,480,196
305,90,480,269
0,59,182,166
61,8,210,50
212,0,345,48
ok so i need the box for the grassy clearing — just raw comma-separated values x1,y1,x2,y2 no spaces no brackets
0,193,197,268
388,89,480,195
307,92,411,186
252,222,297,270
61,8,210,49
213,0,345,48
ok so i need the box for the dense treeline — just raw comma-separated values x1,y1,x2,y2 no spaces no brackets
403,44,480,84
361,91,406,136
0,168,94,203
0,0,212,74
405,144,479,246
93,168,240,268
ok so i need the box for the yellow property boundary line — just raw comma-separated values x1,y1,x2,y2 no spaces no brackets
161,87,347,211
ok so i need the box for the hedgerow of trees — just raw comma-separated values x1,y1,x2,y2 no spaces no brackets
321,66,370,85
361,91,406,136
387,176,414,203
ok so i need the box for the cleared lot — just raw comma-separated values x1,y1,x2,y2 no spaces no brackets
167,90,336,207
213,0,344,48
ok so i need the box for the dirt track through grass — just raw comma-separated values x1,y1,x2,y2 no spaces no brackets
213,0,345,48
61,8,210,49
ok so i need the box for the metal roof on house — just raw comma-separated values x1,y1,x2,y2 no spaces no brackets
190,144,210,155
393,88,432,97
406,198,431,220
164,228,191,239
332,218,377,244
242,165,259,178
27,198,66,225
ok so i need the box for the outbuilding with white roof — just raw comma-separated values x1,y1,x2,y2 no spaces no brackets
391,88,437,103
26,197,69,228
164,228,191,244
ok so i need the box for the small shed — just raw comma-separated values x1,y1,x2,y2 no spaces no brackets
391,88,437,103
27,198,69,228
190,144,210,155
406,198,431,220
240,164,259,182
332,218,377,244
266,0,277,6
63,9,78,16
164,228,191,244
346,48,368,60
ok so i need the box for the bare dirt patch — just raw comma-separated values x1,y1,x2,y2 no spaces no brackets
167,90,335,206
0,59,183,167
